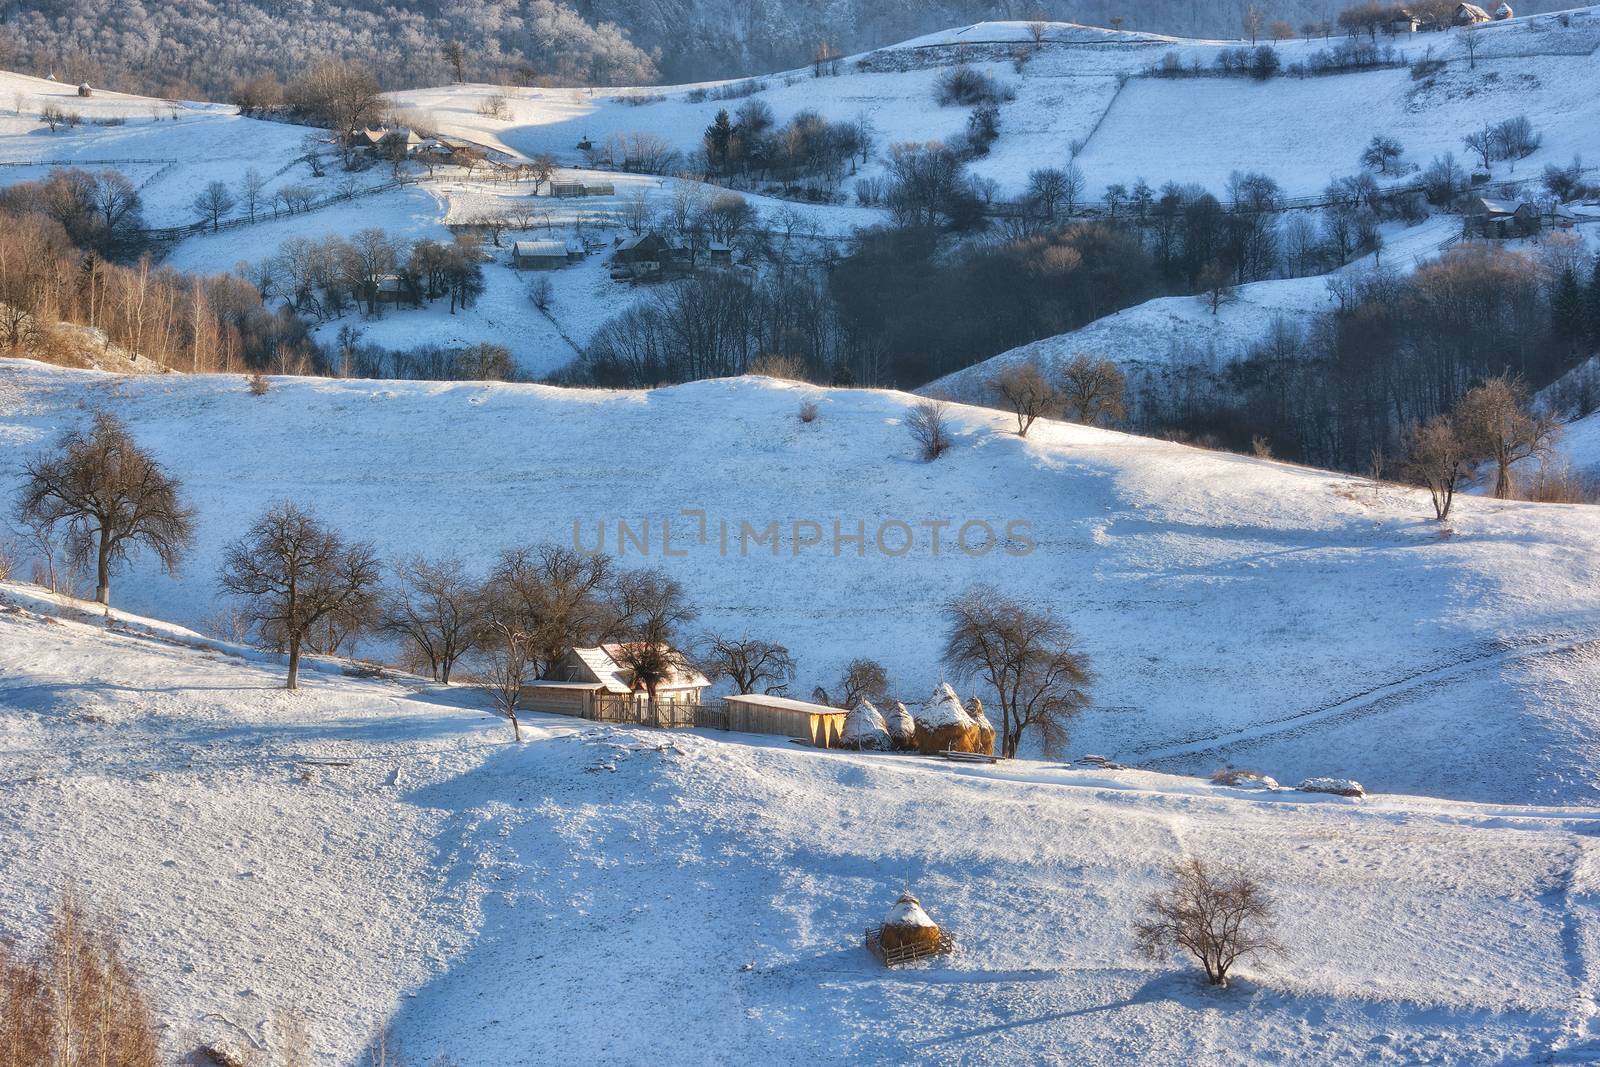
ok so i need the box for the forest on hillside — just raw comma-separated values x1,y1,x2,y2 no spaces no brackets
0,0,1573,97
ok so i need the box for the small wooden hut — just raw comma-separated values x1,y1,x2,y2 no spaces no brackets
723,693,846,747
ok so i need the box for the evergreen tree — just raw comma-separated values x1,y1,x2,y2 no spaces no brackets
1552,266,1584,352
704,109,734,175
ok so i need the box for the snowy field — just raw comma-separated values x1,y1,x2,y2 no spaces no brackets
3,584,1600,1065
4,360,1600,805
394,11,1600,200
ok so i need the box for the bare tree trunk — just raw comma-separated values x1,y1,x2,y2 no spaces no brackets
287,636,302,690
95,526,111,605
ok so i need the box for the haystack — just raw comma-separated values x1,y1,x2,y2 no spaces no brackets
885,701,917,750
879,891,942,955
841,700,891,750
914,684,980,754
967,696,996,755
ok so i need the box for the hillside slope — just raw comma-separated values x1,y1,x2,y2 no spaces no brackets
4,360,1600,803
4,585,1600,1064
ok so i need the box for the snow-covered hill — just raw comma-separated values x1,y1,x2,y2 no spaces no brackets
5,359,1600,804
397,11,1600,200
4,582,1600,1065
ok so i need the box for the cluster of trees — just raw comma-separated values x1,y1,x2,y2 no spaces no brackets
2,0,657,100
0,204,314,373
991,355,1128,435
1138,241,1599,476
1398,376,1560,519
257,230,485,320
699,100,873,197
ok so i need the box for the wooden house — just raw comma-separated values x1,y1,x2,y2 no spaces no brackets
613,232,687,276
1468,196,1540,237
512,239,571,270
520,643,709,720
1455,2,1492,23
723,694,848,748
1389,10,1421,32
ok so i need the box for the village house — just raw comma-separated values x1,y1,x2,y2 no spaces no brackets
520,644,710,720
1455,2,1492,22
723,693,849,749
612,231,688,276
1467,196,1540,238
1389,9,1421,32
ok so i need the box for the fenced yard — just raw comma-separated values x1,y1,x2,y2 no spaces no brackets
583,694,728,731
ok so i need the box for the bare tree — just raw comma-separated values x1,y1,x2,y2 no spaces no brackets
906,399,954,461
218,502,381,689
1058,354,1127,426
701,634,797,694
812,658,890,709
1243,4,1266,44
379,556,487,682
992,361,1059,436
608,566,697,718
1399,415,1471,520
1133,858,1284,988
15,411,195,606
191,180,236,232
1027,166,1068,220
480,618,530,741
1027,20,1048,46
1198,259,1237,316
485,544,614,678
240,167,268,222
942,584,1092,759
1455,375,1560,499
1462,23,1483,70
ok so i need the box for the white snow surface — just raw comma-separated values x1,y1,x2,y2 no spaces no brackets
5,584,1600,1064
6,360,1600,804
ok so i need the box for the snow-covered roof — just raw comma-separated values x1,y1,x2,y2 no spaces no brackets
1475,196,1531,215
562,644,710,694
724,693,844,716
513,240,568,257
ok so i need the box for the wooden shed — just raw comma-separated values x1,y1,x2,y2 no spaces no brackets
1468,196,1540,238
723,694,848,748
512,239,570,269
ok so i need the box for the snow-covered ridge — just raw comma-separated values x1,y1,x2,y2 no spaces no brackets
4,359,1600,803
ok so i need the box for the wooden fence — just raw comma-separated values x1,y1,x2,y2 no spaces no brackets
586,695,728,731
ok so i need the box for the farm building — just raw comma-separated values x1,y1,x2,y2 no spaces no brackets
1456,3,1492,23
582,182,615,197
512,240,571,269
1467,196,1540,237
723,694,848,748
520,644,709,720
373,274,408,305
1389,10,1421,32
613,232,688,275
549,180,615,198
550,181,587,198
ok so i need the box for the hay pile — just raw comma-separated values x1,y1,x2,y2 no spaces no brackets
841,700,891,750
885,701,917,750
879,891,942,954
967,696,996,755
914,684,980,754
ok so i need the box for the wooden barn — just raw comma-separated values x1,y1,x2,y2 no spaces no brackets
723,694,848,748
1455,2,1492,23
1468,196,1540,238
520,644,710,720
512,239,570,269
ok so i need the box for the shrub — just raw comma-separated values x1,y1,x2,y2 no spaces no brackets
906,399,953,461
0,893,161,1066
935,65,1014,106
247,370,270,396
1133,857,1284,987
1519,466,1600,505
798,399,820,423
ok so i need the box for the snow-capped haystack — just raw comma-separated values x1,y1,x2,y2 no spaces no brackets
879,891,941,954
840,700,891,750
967,696,996,756
914,684,980,755
885,702,917,751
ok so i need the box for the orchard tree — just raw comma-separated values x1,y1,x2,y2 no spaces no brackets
378,555,488,683
992,361,1059,436
1455,375,1559,499
218,502,381,689
700,634,796,695
15,411,195,606
191,180,236,232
